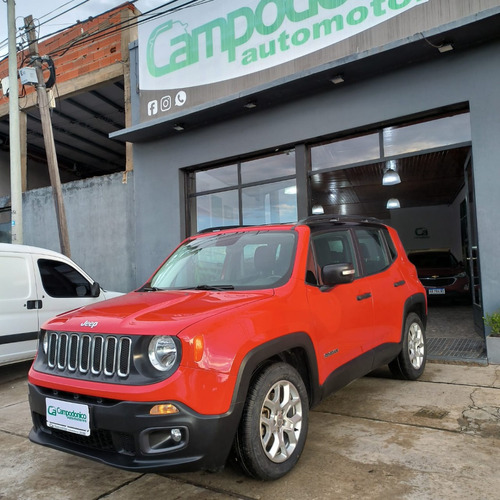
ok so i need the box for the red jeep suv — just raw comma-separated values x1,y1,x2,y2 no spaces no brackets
28,216,427,480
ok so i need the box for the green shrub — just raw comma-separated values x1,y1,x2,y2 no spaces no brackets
484,311,500,337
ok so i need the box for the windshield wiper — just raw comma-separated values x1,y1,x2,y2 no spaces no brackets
139,286,162,292
191,284,235,291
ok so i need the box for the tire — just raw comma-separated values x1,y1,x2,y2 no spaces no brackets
389,312,426,380
233,362,309,480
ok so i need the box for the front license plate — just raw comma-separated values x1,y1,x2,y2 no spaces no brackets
428,288,445,295
46,398,90,436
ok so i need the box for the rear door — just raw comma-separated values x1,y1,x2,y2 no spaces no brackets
0,252,40,365
354,227,408,346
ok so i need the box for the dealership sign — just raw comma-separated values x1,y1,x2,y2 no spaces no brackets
137,0,427,120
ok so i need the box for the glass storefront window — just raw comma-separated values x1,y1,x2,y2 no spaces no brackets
242,180,297,226
195,164,238,192
311,133,380,170
383,113,471,156
195,190,239,232
241,151,295,183
189,150,297,234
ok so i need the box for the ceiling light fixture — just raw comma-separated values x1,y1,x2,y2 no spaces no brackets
382,167,401,186
173,124,184,131
312,205,324,215
330,75,344,84
382,161,401,186
386,198,401,209
244,101,257,109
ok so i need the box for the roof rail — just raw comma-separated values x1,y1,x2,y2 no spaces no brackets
197,225,248,234
298,214,382,225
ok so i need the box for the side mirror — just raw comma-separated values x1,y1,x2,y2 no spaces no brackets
321,263,355,287
90,282,101,298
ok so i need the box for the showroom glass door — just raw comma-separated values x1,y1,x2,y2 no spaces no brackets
464,154,484,334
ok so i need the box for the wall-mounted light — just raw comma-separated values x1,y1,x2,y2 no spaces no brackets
173,124,184,131
330,75,344,85
438,43,454,53
312,205,324,215
386,198,401,209
419,33,454,53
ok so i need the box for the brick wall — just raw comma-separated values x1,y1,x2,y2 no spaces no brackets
0,2,137,105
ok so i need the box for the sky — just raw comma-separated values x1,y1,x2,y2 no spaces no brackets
0,0,162,58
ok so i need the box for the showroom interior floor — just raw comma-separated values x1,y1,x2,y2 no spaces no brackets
426,303,487,363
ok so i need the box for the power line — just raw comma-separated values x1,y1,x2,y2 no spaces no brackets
43,0,211,58
0,0,89,61
36,0,90,31
37,0,84,21
1,0,212,67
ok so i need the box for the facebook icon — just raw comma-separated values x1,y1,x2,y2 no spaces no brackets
147,100,158,116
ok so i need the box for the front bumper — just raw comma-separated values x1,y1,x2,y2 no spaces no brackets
28,383,242,473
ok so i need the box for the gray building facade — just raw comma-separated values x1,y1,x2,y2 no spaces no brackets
112,1,499,351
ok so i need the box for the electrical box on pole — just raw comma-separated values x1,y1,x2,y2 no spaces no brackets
24,15,71,258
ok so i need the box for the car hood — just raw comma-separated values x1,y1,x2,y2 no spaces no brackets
43,289,274,335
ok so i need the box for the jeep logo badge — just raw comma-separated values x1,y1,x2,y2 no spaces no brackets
80,320,99,329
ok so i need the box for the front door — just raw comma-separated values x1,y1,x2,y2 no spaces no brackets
306,229,372,379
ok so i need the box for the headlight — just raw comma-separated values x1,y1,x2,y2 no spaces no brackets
456,272,467,278
148,336,178,372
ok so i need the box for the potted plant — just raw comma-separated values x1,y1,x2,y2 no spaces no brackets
484,310,500,364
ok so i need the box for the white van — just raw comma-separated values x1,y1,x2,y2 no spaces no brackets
0,243,121,366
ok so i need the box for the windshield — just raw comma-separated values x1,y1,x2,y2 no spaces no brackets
408,251,459,268
150,230,297,290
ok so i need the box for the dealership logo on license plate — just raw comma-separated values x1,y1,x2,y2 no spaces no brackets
46,398,90,436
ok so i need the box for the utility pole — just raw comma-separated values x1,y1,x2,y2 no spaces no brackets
7,0,23,244
25,15,71,257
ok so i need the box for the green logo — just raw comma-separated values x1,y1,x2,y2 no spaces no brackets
146,0,424,79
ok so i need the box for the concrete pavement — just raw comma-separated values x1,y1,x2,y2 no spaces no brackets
1,360,499,499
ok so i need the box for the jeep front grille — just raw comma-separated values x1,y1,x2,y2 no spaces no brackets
46,332,132,378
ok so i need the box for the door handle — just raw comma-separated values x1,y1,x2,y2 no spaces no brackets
357,293,371,301
394,280,406,287
26,300,43,310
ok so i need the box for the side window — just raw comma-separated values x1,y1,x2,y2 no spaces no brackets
355,228,390,275
311,230,358,282
38,259,92,298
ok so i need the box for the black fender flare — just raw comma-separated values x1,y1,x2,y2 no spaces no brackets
230,332,320,415
402,293,427,335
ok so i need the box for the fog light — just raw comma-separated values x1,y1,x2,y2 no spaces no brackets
150,404,179,415
171,428,182,443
